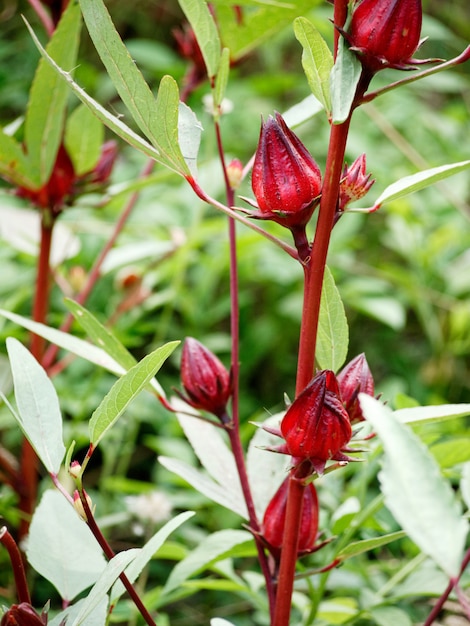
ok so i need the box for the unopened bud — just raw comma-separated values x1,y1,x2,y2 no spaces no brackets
338,154,374,211
73,490,93,522
337,353,375,423
0,603,47,626
226,159,244,190
69,461,82,479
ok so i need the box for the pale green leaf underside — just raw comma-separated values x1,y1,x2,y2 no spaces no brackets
394,403,470,425
316,266,349,372
6,338,65,474
330,35,361,124
361,395,469,578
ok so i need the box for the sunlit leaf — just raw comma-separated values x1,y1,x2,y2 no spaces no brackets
89,342,178,447
373,160,470,209
361,395,469,578
24,2,82,184
336,530,406,561
316,266,349,371
0,128,38,188
294,17,333,116
394,403,470,425
214,47,231,108
6,338,65,474
178,0,221,78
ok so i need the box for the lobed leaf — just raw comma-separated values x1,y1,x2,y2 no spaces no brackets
361,395,469,578
316,266,349,372
89,341,178,447
6,338,65,474
294,17,333,116
24,2,82,184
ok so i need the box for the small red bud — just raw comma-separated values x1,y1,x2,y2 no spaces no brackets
346,0,423,73
337,354,375,423
262,478,318,556
338,154,374,211
180,337,232,419
1,603,47,626
251,112,322,228
280,371,352,472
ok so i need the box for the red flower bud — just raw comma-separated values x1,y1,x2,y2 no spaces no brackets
347,0,424,73
337,353,375,423
1,603,47,626
262,478,318,555
180,337,232,419
89,140,118,184
251,112,322,228
338,154,374,211
280,371,352,473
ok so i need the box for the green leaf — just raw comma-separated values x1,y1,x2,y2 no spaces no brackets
48,598,107,626
369,606,412,626
214,47,231,109
178,0,221,78
336,530,406,561
316,266,349,371
111,511,195,603
178,102,203,178
159,456,248,518
294,17,333,116
0,128,38,188
65,104,104,176
394,403,470,425
317,598,358,625
6,338,65,474
24,21,169,169
330,35,361,124
70,550,140,626
373,160,470,209
163,529,252,594
360,395,469,578
89,341,178,447
461,463,470,512
64,299,137,371
24,2,82,184
430,438,470,468
27,490,107,601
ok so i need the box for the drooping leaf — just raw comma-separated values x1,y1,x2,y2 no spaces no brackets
360,395,469,578
70,550,140,626
316,266,349,371
178,0,221,79
330,35,361,124
0,128,38,188
373,160,470,210
163,529,252,594
159,456,248,518
89,342,178,447
110,511,195,603
336,530,406,561
294,17,333,116
6,338,65,474
65,104,104,176
27,490,106,601
24,2,82,184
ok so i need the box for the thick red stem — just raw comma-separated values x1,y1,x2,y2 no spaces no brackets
0,526,31,604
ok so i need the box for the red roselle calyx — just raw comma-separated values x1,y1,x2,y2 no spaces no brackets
250,112,322,229
262,478,318,558
338,154,374,212
179,337,232,420
337,353,375,423
1,603,48,626
280,370,352,474
346,0,427,74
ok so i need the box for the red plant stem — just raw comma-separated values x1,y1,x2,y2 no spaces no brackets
27,0,55,36
79,489,157,626
423,547,470,626
0,526,32,604
214,119,276,617
333,0,350,57
18,212,55,540
42,159,155,372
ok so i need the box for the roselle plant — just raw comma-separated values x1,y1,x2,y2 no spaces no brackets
0,0,470,625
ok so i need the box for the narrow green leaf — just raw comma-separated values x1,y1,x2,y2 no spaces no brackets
27,490,106,601
214,47,231,108
373,160,470,209
24,20,171,170
70,550,140,626
110,511,195,603
361,395,469,577
24,2,82,183
178,0,221,78
316,266,349,371
337,531,406,561
48,597,107,626
89,342,178,447
159,456,248,518
64,299,137,371
80,0,189,175
6,338,65,474
163,529,252,594
330,35,361,124
394,403,470,425
0,128,38,188
65,104,104,176
294,17,333,116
